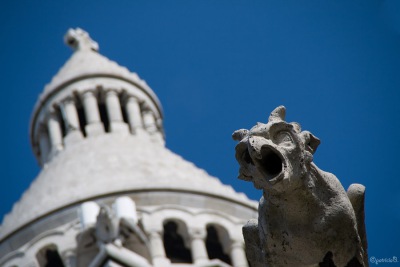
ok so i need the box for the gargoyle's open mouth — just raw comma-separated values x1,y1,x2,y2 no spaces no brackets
239,144,285,183
257,146,284,181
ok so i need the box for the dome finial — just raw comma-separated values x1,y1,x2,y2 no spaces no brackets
64,28,99,52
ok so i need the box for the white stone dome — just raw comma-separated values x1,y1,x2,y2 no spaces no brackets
0,133,254,240
0,28,256,242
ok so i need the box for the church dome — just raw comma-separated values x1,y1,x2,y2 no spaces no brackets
0,129,254,240
0,28,256,267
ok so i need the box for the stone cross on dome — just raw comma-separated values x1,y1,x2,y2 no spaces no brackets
64,28,99,52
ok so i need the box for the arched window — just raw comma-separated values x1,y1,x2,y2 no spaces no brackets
206,225,232,265
163,220,193,263
36,244,65,267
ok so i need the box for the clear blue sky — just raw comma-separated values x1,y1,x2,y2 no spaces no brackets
1,0,399,261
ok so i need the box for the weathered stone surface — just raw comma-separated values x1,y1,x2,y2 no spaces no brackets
233,106,368,267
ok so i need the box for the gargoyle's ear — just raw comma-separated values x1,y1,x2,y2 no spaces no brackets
300,131,320,154
232,129,249,141
290,122,301,133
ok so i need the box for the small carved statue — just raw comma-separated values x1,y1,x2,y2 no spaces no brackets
233,106,368,267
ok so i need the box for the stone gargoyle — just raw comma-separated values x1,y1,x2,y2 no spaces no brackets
233,106,367,267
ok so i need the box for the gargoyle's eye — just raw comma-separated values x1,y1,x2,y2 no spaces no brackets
274,131,293,145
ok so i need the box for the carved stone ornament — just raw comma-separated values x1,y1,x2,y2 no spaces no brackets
64,28,99,51
233,106,368,267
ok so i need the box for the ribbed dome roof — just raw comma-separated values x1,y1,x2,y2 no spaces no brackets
0,134,255,240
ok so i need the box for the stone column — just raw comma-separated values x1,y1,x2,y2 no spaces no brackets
142,110,157,133
61,98,83,144
38,127,50,165
105,89,129,134
125,96,144,135
81,90,104,136
190,228,209,265
148,230,170,267
47,113,63,153
62,98,81,132
230,241,248,267
143,110,164,144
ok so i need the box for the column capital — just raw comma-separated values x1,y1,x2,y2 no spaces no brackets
141,102,151,112
189,227,207,240
103,87,120,95
81,88,98,98
61,95,76,105
189,227,209,265
121,92,142,105
47,112,59,120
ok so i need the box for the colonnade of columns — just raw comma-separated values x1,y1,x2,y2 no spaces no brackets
36,88,163,166
148,224,247,267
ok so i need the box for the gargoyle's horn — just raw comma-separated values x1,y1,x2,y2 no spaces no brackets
232,129,249,141
268,105,286,122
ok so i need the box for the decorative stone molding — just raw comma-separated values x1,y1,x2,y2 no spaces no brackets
76,199,152,266
64,28,99,52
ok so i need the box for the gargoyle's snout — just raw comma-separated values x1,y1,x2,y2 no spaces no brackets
257,146,284,179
